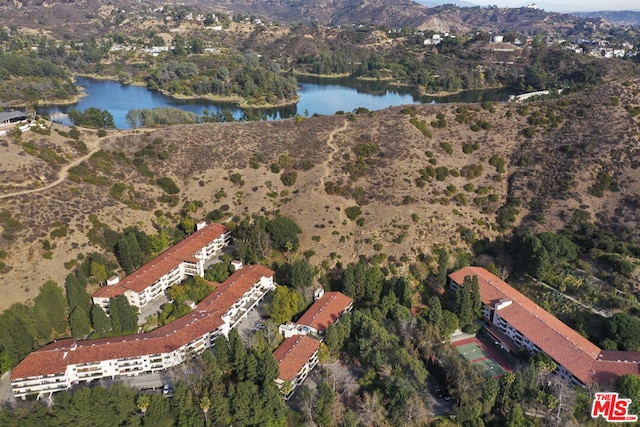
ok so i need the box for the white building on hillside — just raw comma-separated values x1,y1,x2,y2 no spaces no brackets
91,222,230,311
12,265,275,399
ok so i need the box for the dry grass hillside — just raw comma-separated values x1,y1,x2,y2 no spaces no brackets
0,78,639,311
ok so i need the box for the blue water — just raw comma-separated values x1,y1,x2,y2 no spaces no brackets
39,76,508,129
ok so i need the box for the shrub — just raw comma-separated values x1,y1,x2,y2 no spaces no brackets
460,164,483,179
410,117,432,138
489,156,506,173
229,173,244,186
523,127,536,138
435,167,449,181
156,177,180,194
345,206,362,220
589,171,618,197
280,171,297,186
440,142,453,154
462,143,479,154
270,163,281,173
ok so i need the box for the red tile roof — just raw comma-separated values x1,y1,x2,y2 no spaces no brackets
449,267,640,386
92,223,229,298
296,292,353,333
593,351,640,387
273,335,320,382
450,267,604,384
12,265,273,381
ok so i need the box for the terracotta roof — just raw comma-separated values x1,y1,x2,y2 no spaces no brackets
449,267,601,385
592,351,640,387
92,223,229,298
12,265,273,381
296,292,353,333
273,335,320,382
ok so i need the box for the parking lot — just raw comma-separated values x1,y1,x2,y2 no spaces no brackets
235,293,272,344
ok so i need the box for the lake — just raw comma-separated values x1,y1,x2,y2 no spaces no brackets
39,76,510,129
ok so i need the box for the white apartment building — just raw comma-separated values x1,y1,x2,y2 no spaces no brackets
449,266,640,387
92,222,231,311
12,265,275,399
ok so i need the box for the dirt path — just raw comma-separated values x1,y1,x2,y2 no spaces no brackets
0,130,131,200
312,119,350,218
318,118,348,189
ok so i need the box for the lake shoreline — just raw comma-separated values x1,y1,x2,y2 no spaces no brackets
74,74,299,110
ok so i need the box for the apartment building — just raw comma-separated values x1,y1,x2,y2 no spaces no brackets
274,290,353,399
449,266,640,387
279,290,354,339
272,335,321,400
11,265,275,399
92,222,231,311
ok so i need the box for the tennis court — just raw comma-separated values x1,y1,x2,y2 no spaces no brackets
455,340,507,377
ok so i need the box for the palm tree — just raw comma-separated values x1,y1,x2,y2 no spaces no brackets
200,395,211,425
136,394,150,417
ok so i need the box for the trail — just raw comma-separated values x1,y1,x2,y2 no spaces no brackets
318,118,349,190
0,130,136,200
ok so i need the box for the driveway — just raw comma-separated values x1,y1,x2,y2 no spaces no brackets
235,293,271,345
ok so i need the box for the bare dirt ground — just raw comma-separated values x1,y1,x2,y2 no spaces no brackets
1,79,639,311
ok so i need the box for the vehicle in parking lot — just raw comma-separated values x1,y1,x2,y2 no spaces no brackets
255,321,266,330
163,384,174,395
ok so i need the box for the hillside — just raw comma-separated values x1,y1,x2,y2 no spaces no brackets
1,76,639,311
0,0,608,37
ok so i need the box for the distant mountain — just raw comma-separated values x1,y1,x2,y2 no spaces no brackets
414,0,478,8
571,10,640,26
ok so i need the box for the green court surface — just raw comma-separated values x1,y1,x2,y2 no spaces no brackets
456,342,506,377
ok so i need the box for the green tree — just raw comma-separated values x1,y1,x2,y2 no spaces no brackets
136,394,150,416
617,374,640,417
425,296,444,333
205,261,233,283
435,246,450,287
266,285,303,325
109,295,138,334
265,216,302,252
228,329,247,378
65,272,92,316
455,282,474,329
116,233,145,274
290,258,316,288
70,306,92,337
33,280,68,339
214,334,231,374
200,395,210,424
257,351,280,386
342,261,384,307
608,313,640,351
91,304,111,334
234,215,270,263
